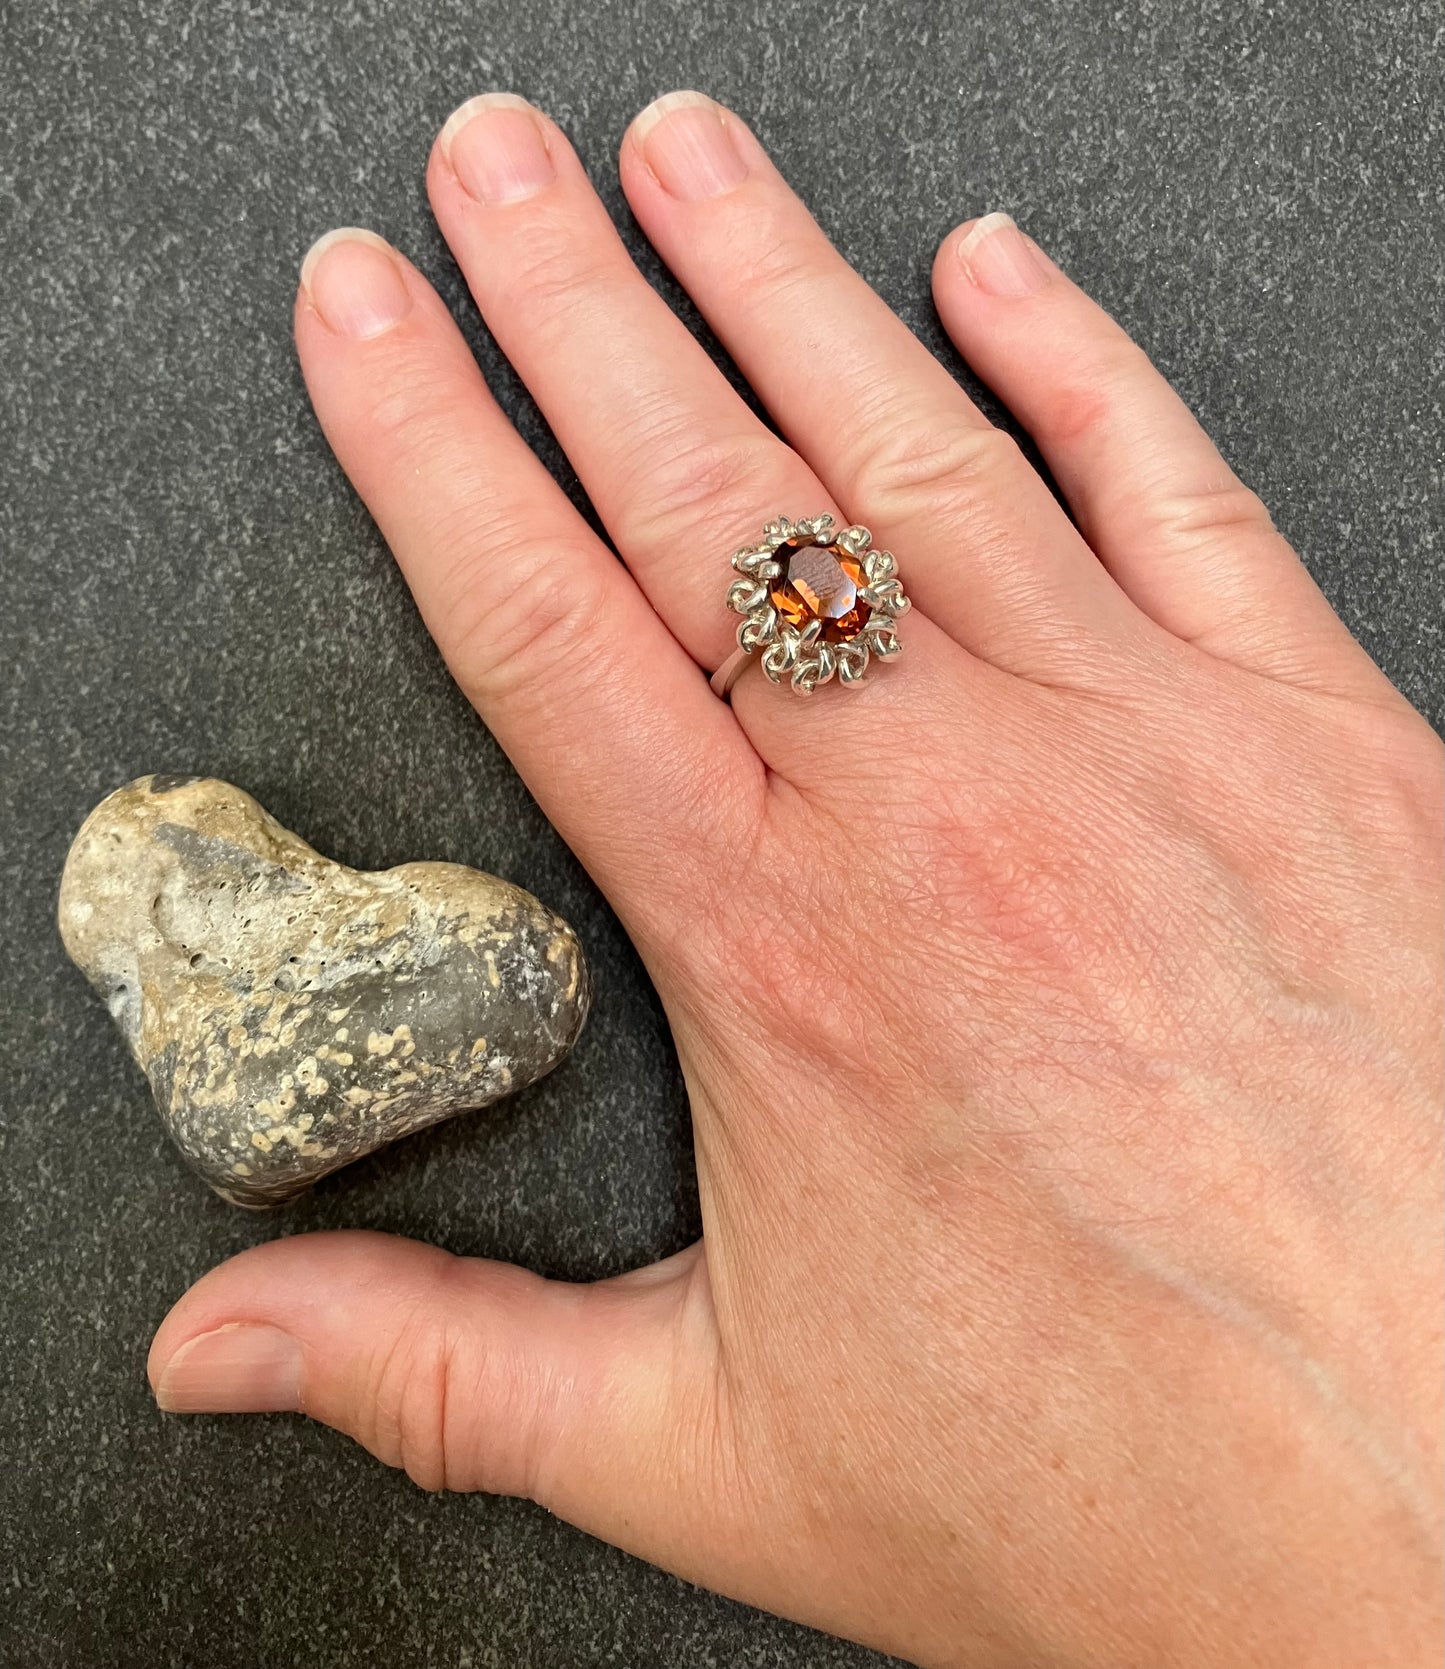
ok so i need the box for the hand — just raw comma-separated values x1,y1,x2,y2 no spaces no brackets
147,91,1443,1667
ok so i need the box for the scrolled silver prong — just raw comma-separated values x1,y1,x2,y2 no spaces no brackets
738,606,779,652
836,642,870,684
760,643,789,683
867,621,903,658
764,631,799,676
733,545,781,576
837,524,872,553
727,578,767,614
862,588,910,618
863,549,897,582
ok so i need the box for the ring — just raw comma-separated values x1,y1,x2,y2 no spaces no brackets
709,514,911,699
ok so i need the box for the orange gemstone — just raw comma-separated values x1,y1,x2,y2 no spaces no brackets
767,537,869,643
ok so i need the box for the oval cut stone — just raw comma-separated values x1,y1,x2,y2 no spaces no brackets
768,537,869,642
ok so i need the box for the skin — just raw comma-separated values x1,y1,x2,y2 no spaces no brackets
146,91,1443,1667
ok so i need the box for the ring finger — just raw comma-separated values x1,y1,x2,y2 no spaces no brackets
618,91,1148,679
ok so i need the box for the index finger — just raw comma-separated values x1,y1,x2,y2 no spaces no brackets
295,227,764,933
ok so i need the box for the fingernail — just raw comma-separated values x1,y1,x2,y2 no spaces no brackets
957,213,1055,298
441,92,556,204
300,228,413,339
153,1322,303,1414
633,90,748,201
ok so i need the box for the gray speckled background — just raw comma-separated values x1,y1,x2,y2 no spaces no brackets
1,1,1440,1664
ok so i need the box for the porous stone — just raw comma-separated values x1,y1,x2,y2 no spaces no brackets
57,775,589,1207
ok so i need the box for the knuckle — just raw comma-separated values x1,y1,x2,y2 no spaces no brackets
365,1315,458,1492
491,230,626,334
1336,706,1445,857
441,536,614,708
731,230,817,315
675,906,859,1086
712,204,820,316
851,411,1027,526
365,1267,543,1497
1032,370,1115,448
396,1330,461,1493
617,426,798,557
667,809,876,1080
620,768,772,960
362,371,479,468
1151,474,1280,548
1029,343,1143,447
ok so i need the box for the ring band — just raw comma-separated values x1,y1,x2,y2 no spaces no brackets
709,646,755,700
710,514,911,699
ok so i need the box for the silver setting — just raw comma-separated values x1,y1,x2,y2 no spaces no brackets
723,514,910,696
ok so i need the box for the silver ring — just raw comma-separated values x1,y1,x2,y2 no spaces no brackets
709,514,911,699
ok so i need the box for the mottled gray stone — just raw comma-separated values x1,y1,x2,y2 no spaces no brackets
59,776,589,1206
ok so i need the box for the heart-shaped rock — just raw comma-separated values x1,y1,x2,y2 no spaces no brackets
58,775,589,1207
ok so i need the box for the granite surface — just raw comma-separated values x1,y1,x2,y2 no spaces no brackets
1,1,1440,1664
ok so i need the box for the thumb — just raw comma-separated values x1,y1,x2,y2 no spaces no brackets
147,1229,718,1553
